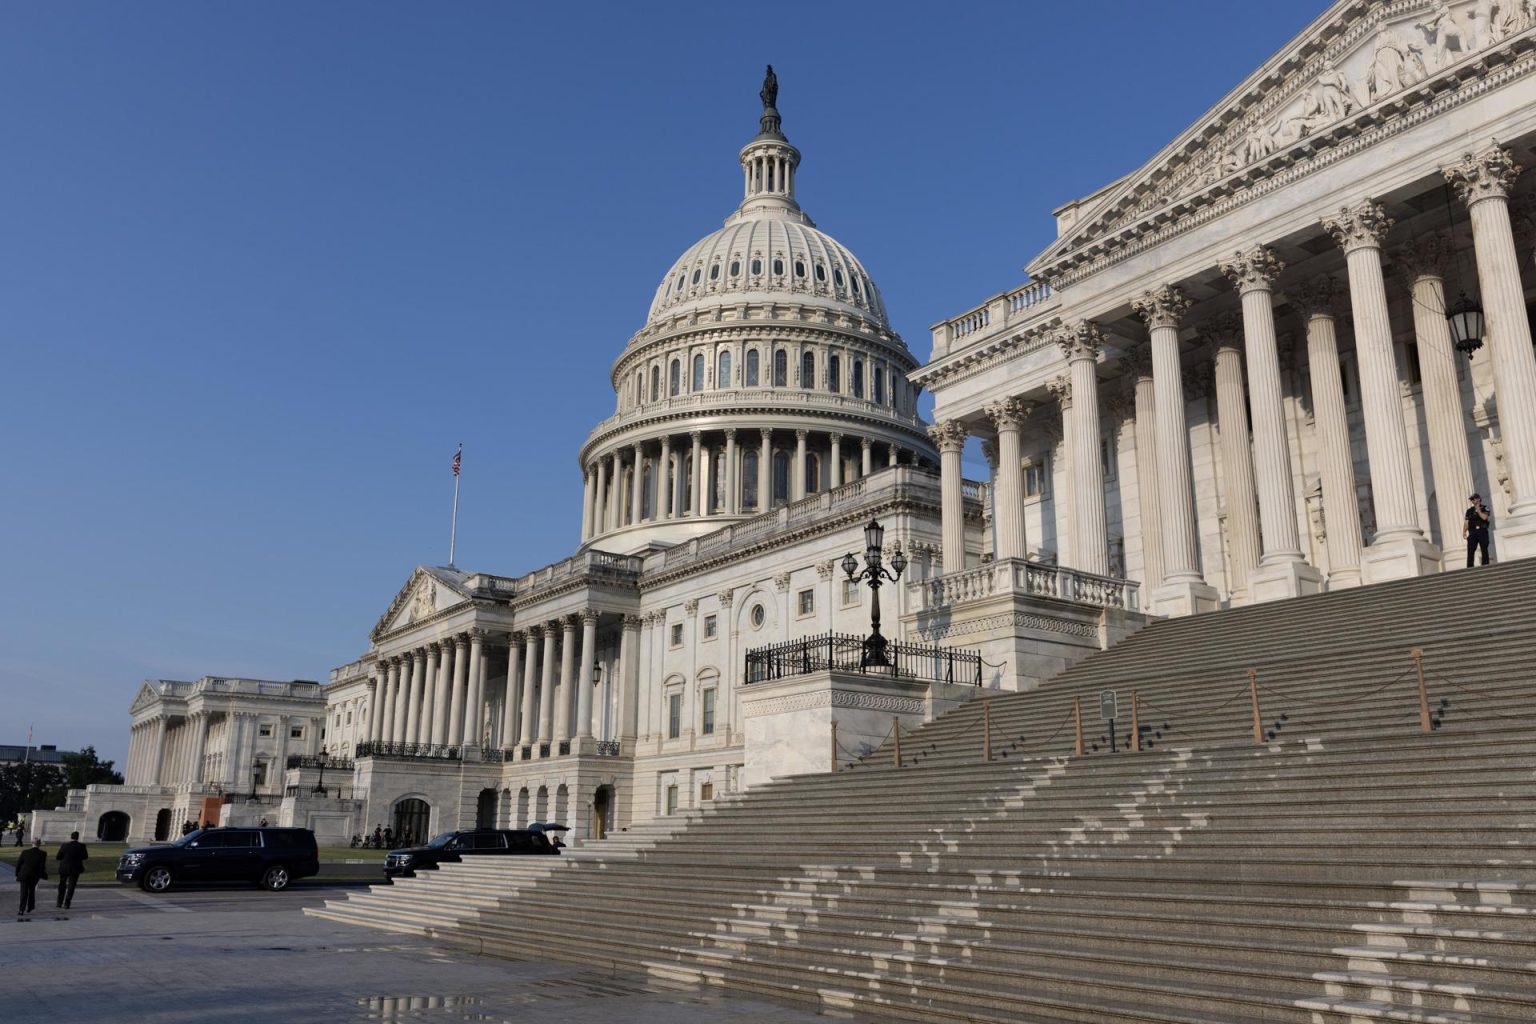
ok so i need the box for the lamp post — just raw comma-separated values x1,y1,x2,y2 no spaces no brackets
841,518,908,667
311,747,329,797
250,760,264,801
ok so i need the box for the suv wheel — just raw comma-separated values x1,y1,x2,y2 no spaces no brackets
261,865,291,892
142,866,174,893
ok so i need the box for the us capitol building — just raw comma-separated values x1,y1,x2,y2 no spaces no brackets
39,1,1536,845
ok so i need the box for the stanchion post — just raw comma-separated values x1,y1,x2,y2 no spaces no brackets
830,719,839,773
1073,696,1085,757
1249,668,1263,743
1412,647,1431,734
1130,690,1141,752
892,715,902,768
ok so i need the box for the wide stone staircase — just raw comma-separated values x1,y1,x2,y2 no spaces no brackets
310,560,1536,1023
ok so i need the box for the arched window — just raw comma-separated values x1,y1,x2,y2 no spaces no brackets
834,268,845,288
642,461,655,520
801,351,815,389
692,354,705,391
729,260,740,277
852,359,865,398
718,350,731,389
828,354,841,393
794,260,806,278
669,359,681,397
772,451,790,505
742,450,759,510
773,257,785,276
709,263,720,281
773,349,788,387
745,349,760,387
712,450,726,511
651,365,660,402
683,454,694,513
874,363,886,405
805,453,821,495
751,257,762,275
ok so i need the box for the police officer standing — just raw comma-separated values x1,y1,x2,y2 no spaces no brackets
1464,492,1492,567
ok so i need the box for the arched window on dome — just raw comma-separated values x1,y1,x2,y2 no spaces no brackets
641,460,655,521
691,354,705,392
828,354,841,393
814,263,826,283
682,454,694,514
651,365,660,402
874,362,886,406
834,268,845,289
772,349,788,387
805,453,821,496
772,258,785,277
745,349,760,387
852,359,865,399
771,451,790,507
751,257,762,276
741,450,759,511
851,275,862,297
709,263,720,281
729,260,740,278
717,350,731,389
800,351,815,390
669,359,681,397
794,260,806,279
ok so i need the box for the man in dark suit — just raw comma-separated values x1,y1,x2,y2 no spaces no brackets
15,838,47,917
55,831,88,909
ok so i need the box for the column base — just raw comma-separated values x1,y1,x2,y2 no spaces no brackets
1152,577,1221,617
1248,558,1325,603
1325,567,1362,590
1494,510,1536,560
1361,533,1442,585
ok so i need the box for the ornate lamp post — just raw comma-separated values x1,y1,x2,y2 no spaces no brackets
311,747,330,797
841,518,907,667
249,760,265,801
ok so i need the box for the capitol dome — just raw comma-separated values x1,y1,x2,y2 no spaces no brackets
577,69,936,555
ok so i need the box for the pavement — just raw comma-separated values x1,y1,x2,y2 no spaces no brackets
0,881,861,1024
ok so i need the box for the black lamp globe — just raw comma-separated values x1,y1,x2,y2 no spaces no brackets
863,518,884,554
840,552,860,579
1447,291,1485,356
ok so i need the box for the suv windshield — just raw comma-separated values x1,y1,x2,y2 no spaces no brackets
425,832,460,849
172,829,208,847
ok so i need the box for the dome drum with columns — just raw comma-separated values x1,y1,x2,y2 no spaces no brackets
579,74,936,554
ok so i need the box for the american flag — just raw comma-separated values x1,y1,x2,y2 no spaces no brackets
452,447,462,477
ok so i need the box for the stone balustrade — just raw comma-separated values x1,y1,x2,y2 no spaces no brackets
922,557,1140,613
587,387,925,440
931,279,1058,356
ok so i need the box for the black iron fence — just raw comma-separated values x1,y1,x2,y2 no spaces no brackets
482,748,512,763
744,632,982,686
354,741,462,762
595,740,622,757
286,754,354,771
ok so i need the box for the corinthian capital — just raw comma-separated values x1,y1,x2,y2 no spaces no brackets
1045,375,1072,410
927,419,968,454
1132,285,1191,330
1198,311,1244,357
1443,144,1522,207
984,396,1029,431
1119,344,1153,381
1219,245,1286,292
1054,320,1104,362
1287,276,1345,320
1391,233,1451,283
1321,199,1393,254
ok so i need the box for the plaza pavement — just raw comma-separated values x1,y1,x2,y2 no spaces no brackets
0,874,865,1024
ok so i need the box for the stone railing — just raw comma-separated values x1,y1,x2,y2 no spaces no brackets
586,387,925,441
512,548,644,601
930,279,1059,357
923,557,1140,612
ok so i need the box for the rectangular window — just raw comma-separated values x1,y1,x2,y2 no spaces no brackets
798,589,815,616
258,725,272,737
1024,458,1050,499
665,784,679,814
700,781,714,801
842,579,861,604
703,614,717,639
668,693,682,739
290,727,304,739
345,711,352,725
670,622,684,648
1100,438,1117,481
701,688,716,735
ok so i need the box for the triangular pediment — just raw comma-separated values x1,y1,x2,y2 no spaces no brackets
1030,0,1535,278
370,565,475,641
129,681,162,714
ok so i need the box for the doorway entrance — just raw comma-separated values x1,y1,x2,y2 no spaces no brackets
392,798,430,847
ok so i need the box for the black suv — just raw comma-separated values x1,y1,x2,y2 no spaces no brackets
116,827,320,893
384,828,559,880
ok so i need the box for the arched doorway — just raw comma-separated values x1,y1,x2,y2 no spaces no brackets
475,788,497,829
154,808,172,841
392,798,430,847
534,785,549,823
592,785,614,841
97,811,130,841
516,788,530,828
554,784,569,826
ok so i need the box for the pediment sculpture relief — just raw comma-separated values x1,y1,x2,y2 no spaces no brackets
410,580,437,622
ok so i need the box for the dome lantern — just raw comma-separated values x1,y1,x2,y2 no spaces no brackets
737,65,804,220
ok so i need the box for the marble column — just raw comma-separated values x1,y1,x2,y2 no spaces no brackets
1323,199,1440,581
592,457,607,538
658,436,672,519
607,452,621,531
987,399,1029,561
422,643,443,745
537,623,558,746
630,442,644,525
576,611,597,740
724,429,739,514
758,429,771,510
1397,236,1477,562
463,632,485,746
1133,285,1219,614
1292,279,1363,588
1123,349,1164,594
690,431,703,516
861,437,873,477
555,616,576,745
1203,317,1261,600
1445,145,1536,555
446,635,470,746
793,429,808,500
190,713,210,785
402,651,424,745
829,433,843,488
888,443,899,468
619,615,642,740
518,629,539,748
581,468,594,541
1046,376,1076,566
930,420,969,572
501,632,524,750
1221,246,1322,599
1057,321,1109,575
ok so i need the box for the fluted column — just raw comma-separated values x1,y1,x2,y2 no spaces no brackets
592,457,608,538
986,399,1029,561
500,632,523,750
690,431,703,516
555,616,576,745
1323,199,1439,581
1221,247,1322,598
1201,319,1261,599
517,629,539,748
607,452,621,530
724,429,739,513
1046,376,1076,565
829,433,843,488
658,436,672,519
793,429,808,500
619,615,642,740
861,437,872,477
1123,349,1164,593
1445,145,1536,555
630,442,644,525
758,429,771,509
929,420,968,572
1133,285,1218,614
1057,322,1108,575
1294,280,1364,588
537,622,558,745
189,713,210,784
422,643,443,745
581,468,594,541
1398,237,1476,562
402,650,425,744
446,635,469,745
377,661,398,744
463,630,485,746
576,611,597,740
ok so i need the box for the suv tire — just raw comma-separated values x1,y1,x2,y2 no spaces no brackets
261,865,291,892
142,866,174,893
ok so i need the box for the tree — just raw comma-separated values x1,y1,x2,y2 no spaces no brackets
59,746,123,790
0,761,66,825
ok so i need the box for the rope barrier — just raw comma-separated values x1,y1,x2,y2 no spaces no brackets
1429,670,1531,724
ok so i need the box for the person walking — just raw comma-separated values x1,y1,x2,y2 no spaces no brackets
13,822,25,847
1465,493,1492,567
15,838,47,917
55,831,88,910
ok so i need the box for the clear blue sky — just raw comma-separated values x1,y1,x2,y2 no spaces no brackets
0,1,1321,767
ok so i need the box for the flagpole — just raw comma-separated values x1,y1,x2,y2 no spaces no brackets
449,444,463,567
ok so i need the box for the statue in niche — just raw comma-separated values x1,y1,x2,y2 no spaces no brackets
1367,26,1429,100
760,65,778,110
